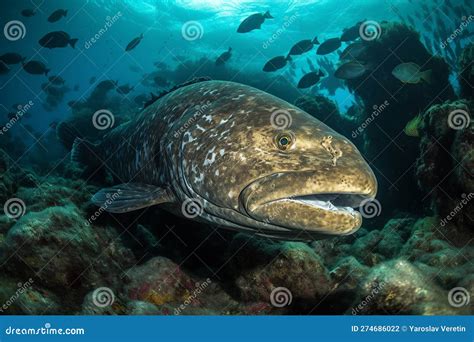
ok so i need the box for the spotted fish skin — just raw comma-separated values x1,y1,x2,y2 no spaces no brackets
87,80,377,240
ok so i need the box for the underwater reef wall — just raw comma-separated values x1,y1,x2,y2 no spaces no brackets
415,100,473,229
344,22,456,218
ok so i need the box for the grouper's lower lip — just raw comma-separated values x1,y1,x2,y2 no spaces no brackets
246,193,366,235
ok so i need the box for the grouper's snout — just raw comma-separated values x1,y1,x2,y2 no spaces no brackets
240,142,377,236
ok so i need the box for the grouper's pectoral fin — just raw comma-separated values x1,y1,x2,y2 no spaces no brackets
91,183,175,213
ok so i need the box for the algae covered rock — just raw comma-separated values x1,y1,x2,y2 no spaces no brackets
1,205,135,292
124,256,235,314
352,259,460,315
227,235,332,305
415,100,473,228
0,276,61,314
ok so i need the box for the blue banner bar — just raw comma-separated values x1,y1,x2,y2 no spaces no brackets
0,316,472,341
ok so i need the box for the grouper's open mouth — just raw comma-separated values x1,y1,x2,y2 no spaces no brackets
240,170,377,235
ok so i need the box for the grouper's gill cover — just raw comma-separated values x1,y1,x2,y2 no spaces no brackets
74,80,377,241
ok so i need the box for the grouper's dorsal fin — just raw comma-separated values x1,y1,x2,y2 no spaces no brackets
91,183,175,213
143,76,212,109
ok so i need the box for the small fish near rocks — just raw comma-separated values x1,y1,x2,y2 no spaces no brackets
317,38,342,55
392,62,433,84
297,70,325,88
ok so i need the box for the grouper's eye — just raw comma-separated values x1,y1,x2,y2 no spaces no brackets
275,132,294,151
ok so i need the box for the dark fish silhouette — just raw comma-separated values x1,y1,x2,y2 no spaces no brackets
89,76,97,84
297,70,325,88
21,9,36,17
335,60,370,80
263,55,291,72
48,9,68,23
339,41,367,60
97,80,118,90
39,31,78,49
153,75,170,88
215,47,232,66
317,38,342,55
125,34,144,51
341,22,363,42
23,61,50,76
117,84,134,95
48,75,66,85
0,53,26,65
287,37,320,57
237,11,273,33
0,61,10,75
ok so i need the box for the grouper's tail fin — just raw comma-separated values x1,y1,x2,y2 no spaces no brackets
71,137,103,171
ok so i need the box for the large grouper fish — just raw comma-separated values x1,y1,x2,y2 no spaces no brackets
72,79,377,240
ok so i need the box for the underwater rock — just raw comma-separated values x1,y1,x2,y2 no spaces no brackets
227,235,332,305
344,22,455,218
415,100,473,228
1,205,136,295
399,217,474,289
124,256,196,307
124,256,236,314
294,95,357,139
13,177,96,213
352,259,460,315
0,276,61,314
330,256,370,294
126,300,161,315
459,43,474,100
372,218,415,259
